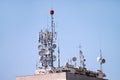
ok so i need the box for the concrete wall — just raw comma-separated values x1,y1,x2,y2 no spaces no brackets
16,72,66,80
16,72,106,80
66,73,105,80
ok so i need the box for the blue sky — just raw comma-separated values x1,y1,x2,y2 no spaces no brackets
0,0,120,80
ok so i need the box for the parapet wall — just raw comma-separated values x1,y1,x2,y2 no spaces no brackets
16,72,106,80
66,73,105,80
16,72,66,80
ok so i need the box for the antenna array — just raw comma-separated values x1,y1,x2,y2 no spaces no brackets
38,10,57,69
79,48,86,68
97,49,106,72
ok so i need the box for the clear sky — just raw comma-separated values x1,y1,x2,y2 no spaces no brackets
0,0,120,80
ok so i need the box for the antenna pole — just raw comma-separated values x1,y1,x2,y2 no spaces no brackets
37,10,57,70
79,45,81,66
50,10,54,68
58,47,60,68
100,49,102,72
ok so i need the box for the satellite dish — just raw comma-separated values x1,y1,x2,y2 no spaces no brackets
39,56,44,62
45,50,50,55
84,59,86,61
80,50,83,54
52,44,56,49
102,58,106,63
72,57,77,62
51,49,54,53
39,49,45,56
46,57,51,61
97,57,101,62
53,55,57,61
38,45,43,50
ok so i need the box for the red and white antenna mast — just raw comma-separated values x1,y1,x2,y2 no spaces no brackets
37,9,57,69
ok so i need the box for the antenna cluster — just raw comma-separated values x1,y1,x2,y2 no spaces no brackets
35,9,107,79
97,49,106,72
38,10,57,69
79,48,86,68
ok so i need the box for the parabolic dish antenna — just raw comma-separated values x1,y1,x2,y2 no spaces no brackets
52,44,56,49
102,58,106,63
45,50,50,55
72,57,77,62
39,49,45,56
97,57,101,62
38,45,43,50
53,55,57,61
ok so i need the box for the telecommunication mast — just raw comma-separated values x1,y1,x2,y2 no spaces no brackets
38,9,57,69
